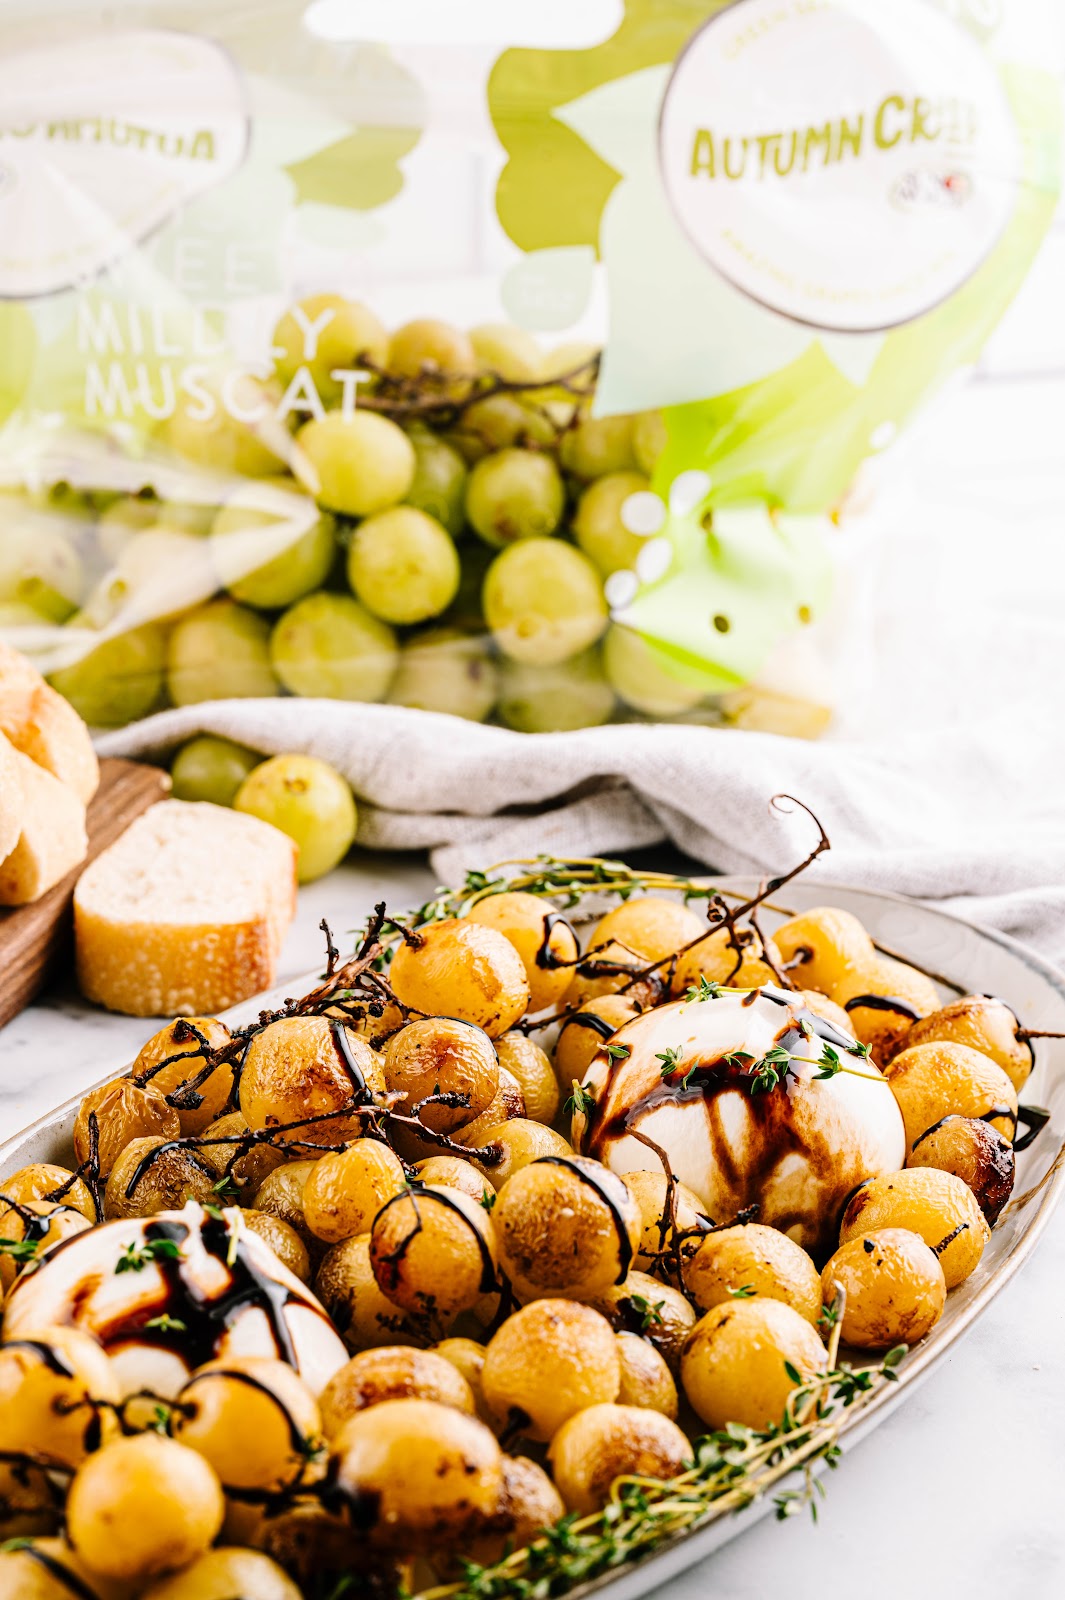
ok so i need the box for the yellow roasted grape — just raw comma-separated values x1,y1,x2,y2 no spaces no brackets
493,1032,559,1125
73,1077,180,1178
591,896,706,966
369,1185,498,1320
671,926,784,995
64,1433,224,1582
463,893,579,1013
0,1539,121,1600
464,1453,566,1566
680,1299,826,1431
252,1161,319,1254
389,919,531,1037
466,1119,574,1190
773,907,876,997
0,1164,95,1222
195,1111,285,1198
821,1229,946,1349
239,1208,311,1282
172,1356,323,1494
614,1332,679,1418
0,1327,119,1470
481,1300,620,1442
587,1273,698,1373
838,958,941,1064
383,1017,500,1134
0,1202,91,1293
130,1016,234,1135
447,1068,526,1157
622,1170,710,1276
301,1141,408,1245
320,1346,474,1435
553,995,644,1088
141,1547,302,1600
884,1041,1018,1147
566,940,666,1010
315,1233,427,1353
548,1403,690,1514
414,1156,493,1205
896,995,1032,1092
680,1223,822,1325
103,1137,217,1220
431,1338,494,1429
839,1168,990,1288
492,1155,641,1302
239,1017,385,1146
908,1115,1015,1226
328,1397,502,1551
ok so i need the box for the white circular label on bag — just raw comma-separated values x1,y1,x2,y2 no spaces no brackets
0,29,247,299
658,0,1020,332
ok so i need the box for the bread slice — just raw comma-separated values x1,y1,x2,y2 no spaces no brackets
0,750,88,905
0,642,99,804
0,729,24,865
74,800,298,1016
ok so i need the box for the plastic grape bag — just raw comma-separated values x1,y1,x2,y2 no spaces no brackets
0,0,1058,737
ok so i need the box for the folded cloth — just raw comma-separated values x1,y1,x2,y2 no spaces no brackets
100,697,1065,968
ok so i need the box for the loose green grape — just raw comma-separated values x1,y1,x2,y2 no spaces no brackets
297,412,415,518
170,735,261,806
406,429,468,538
573,471,650,577
632,410,668,475
347,506,460,625
465,449,564,547
388,319,476,379
168,598,278,706
453,396,556,462
388,627,498,722
158,374,285,478
270,592,397,701
469,323,543,382
483,539,607,665
0,522,83,622
273,293,389,405
560,412,637,481
211,491,336,610
602,624,706,716
498,648,615,731
235,754,357,882
49,621,167,726
96,495,160,561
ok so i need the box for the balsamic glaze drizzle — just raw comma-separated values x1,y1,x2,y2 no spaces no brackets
181,1364,311,1456
535,911,577,970
843,993,922,1022
124,1141,217,1201
1014,1104,1052,1152
15,1546,100,1600
373,1185,497,1295
331,1022,370,1099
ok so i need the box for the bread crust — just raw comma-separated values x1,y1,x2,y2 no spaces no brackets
0,750,88,905
0,729,23,865
0,642,99,804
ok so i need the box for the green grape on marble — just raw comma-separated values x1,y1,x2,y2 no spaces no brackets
346,506,459,625
469,323,543,383
270,592,397,702
573,471,650,577
49,621,167,726
297,412,415,518
405,428,468,537
559,412,637,481
482,538,607,665
498,648,615,732
632,410,668,475
234,753,357,883
167,598,278,706
211,488,336,610
387,318,476,381
602,624,707,717
465,448,564,548
387,628,498,723
272,293,389,406
170,735,262,807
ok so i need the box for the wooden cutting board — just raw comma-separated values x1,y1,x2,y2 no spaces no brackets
0,757,170,1029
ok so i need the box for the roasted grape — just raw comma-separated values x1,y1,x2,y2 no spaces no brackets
671,925,783,994
885,1041,1018,1147
463,892,579,1014
383,1017,499,1134
493,1032,559,1125
329,1397,501,1551
239,1208,311,1282
196,1111,285,1197
253,1162,319,1251
0,1164,95,1222
320,1347,474,1435
839,1168,990,1289
369,1185,498,1321
681,1299,826,1431
821,1229,946,1349
73,1077,180,1178
622,1170,709,1276
897,995,1032,1092
103,1137,217,1219
0,1327,118,1469
481,1300,620,1442
566,939,665,1010
131,1016,234,1136
141,1547,302,1600
239,1017,384,1146
681,1223,822,1325
173,1356,323,1493
388,919,530,1037
553,996,644,1088
315,1234,425,1353
493,1155,641,1302
908,1114,1015,1225
614,1332,679,1417
302,1141,408,1244
465,1453,566,1566
548,1403,690,1513
0,1202,91,1292
588,1272,698,1373
415,1156,493,1205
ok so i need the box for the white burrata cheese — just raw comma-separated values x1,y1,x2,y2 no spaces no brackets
1,1202,347,1397
573,988,905,1256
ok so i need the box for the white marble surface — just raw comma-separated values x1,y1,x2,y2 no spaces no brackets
1,848,1064,1599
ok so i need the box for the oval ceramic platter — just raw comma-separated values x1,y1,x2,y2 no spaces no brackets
1,878,1063,1600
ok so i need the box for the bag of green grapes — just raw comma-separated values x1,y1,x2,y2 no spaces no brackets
0,0,1058,736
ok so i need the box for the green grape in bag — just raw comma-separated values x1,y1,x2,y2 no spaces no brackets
0,0,1057,734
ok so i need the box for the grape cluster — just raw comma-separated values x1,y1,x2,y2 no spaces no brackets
2,303,738,733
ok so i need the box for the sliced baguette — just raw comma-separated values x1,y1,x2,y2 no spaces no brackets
74,800,298,1017
0,640,99,803
0,729,24,865
0,750,88,905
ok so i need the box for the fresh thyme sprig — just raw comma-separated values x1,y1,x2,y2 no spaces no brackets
115,1237,182,1274
565,1082,597,1119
